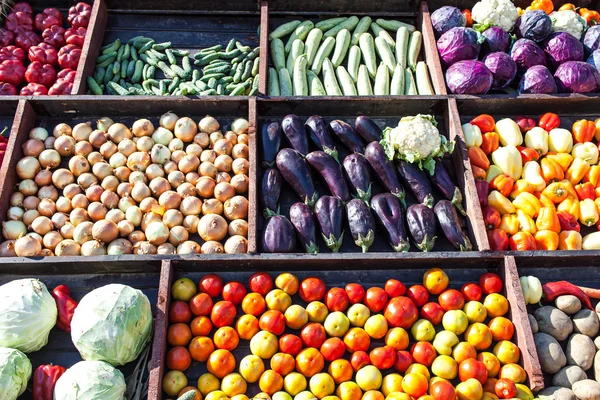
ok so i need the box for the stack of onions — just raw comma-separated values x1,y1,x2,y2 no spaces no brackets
1,112,250,257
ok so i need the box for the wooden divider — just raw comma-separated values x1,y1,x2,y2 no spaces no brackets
418,1,447,95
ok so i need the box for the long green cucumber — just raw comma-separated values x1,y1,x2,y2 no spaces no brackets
270,38,286,71
278,68,293,96
322,58,342,96
375,36,396,73
404,67,417,95
390,64,405,95
374,63,389,95
310,36,335,75
336,66,357,96
357,65,373,95
305,28,323,66
408,31,422,71
284,20,314,53
331,29,351,68
286,39,305,79
371,22,395,48
359,33,376,79
395,27,409,70
375,18,416,33
268,67,280,96
293,55,308,96
324,16,359,38
315,17,347,31
307,70,326,96
347,45,361,83
269,20,302,40
252,57,260,77
415,61,434,95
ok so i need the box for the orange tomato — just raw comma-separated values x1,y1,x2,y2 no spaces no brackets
430,380,456,400
363,391,385,400
207,349,236,378
167,346,192,371
178,387,202,400
190,316,212,336
456,378,483,400
214,326,240,351
236,314,260,340
459,358,488,384
483,294,509,318
271,352,296,376
241,292,267,316
328,359,354,384
499,363,526,383
488,317,514,341
259,370,284,395
401,373,428,398
167,323,192,347
189,293,213,316
189,336,214,362
344,327,371,353
464,323,492,350
453,342,477,364
477,352,501,378
296,347,325,378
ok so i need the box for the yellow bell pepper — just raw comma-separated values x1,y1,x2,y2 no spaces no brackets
489,190,516,215
560,180,578,199
524,127,549,156
534,230,559,250
572,142,599,165
510,179,534,200
538,193,555,209
513,192,541,218
584,165,600,187
529,0,554,13
522,161,546,192
595,118,600,142
559,231,582,251
579,198,599,227
540,158,564,183
462,123,482,149
536,207,560,233
486,165,504,183
500,213,519,236
583,232,600,250
541,182,569,204
492,145,522,181
548,128,573,153
516,209,537,235
594,198,600,213
545,152,574,172
566,158,591,185
495,118,523,147
557,196,580,220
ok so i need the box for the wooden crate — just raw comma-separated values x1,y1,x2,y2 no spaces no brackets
254,96,489,253
148,254,542,399
0,258,162,400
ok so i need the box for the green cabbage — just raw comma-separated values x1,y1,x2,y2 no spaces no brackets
71,284,153,366
0,279,57,353
53,360,126,400
0,347,31,400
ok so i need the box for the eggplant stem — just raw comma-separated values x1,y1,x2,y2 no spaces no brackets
452,187,466,216
392,239,410,252
305,241,319,254
264,207,279,218
305,192,319,209
392,189,407,208
323,146,340,164
415,234,437,252
356,185,372,205
323,231,344,253
459,237,473,251
423,194,434,208
355,230,375,253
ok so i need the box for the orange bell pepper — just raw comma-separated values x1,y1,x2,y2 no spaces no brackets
575,182,595,201
540,158,564,182
558,231,582,251
468,146,490,170
482,205,501,230
559,3,576,10
557,211,580,232
509,231,537,251
545,152,573,172
537,193,556,209
579,198,599,226
534,230,559,250
557,196,580,220
488,228,509,251
566,158,591,185
539,113,560,131
491,175,514,198
595,187,600,198
579,8,600,25
573,120,596,144
510,179,534,200
517,146,540,165
513,192,541,218
529,0,553,13
470,114,495,134
595,198,600,213
595,118,600,142
516,209,537,235
541,182,569,204
462,9,473,26
584,165,600,187
536,207,560,233
500,213,519,236
560,180,578,199
481,132,500,155
471,165,487,181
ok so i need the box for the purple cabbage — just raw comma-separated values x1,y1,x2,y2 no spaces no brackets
510,38,546,71
514,10,552,42
554,61,600,93
583,25,600,56
481,26,511,56
543,32,584,70
437,27,483,67
446,60,493,94
431,6,466,36
483,52,517,89
518,65,557,94
587,50,600,72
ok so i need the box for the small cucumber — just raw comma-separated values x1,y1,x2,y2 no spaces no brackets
127,36,146,45
126,59,136,79
219,76,233,84
226,39,236,52
130,46,138,62
293,55,308,96
102,39,121,54
230,81,250,96
138,40,155,54
169,77,181,93
359,33,376,79
165,49,177,64
123,44,131,60
116,45,124,62
149,49,167,61
120,59,128,78
233,62,244,83
375,18,416,33
347,45,361,83
202,73,226,83
331,29,351,68
404,67,417,95
415,61,434,95
252,57,260,77
310,36,335,75
285,20,314,53
157,61,176,78
219,49,242,59
351,16,372,46
269,20,302,41
371,22,395,48
204,65,231,75
159,80,168,95
390,64,405,95
113,61,121,75
195,80,207,90
182,56,192,74
270,39,285,71
407,31,422,72
199,45,221,55
336,65,357,96
315,17,347,31
236,42,251,53
286,39,305,79
87,77,103,95
104,65,114,84
142,63,149,80
395,26,409,70
152,41,171,51
375,36,396,73
171,64,189,79
132,60,144,83
247,47,260,61
241,60,253,81
96,56,115,68
192,69,201,83
172,49,189,57
96,51,116,63
324,16,359,38
278,68,293,96
374,62,389,95
216,83,224,95
305,28,323,66
200,89,217,95
268,67,280,96
94,66,105,83
108,81,129,96
147,66,156,79
307,70,326,96
357,65,373,95
195,53,219,66
322,58,342,96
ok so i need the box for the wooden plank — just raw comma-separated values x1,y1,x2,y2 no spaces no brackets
72,0,107,94
259,0,269,95
419,1,447,95
105,0,259,11
266,0,419,13
248,97,258,253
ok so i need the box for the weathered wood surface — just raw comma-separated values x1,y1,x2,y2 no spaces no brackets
72,0,107,94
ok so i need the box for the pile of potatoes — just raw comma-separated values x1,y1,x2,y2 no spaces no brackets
530,296,600,400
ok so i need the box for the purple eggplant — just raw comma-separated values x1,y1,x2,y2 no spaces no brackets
305,115,339,163
346,199,376,253
282,114,309,155
406,204,437,252
261,168,282,217
342,154,373,204
306,151,350,202
476,179,489,207
430,161,466,215
262,215,297,253
261,122,282,167
434,200,472,251
290,202,319,254
329,120,365,154
397,160,434,208
276,148,318,207
370,193,409,252
314,195,344,252
355,116,382,143
364,142,406,206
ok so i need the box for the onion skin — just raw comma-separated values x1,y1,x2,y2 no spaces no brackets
107,238,133,255
92,219,119,243
14,235,42,257
177,240,201,254
0,240,16,257
202,241,224,254
198,214,228,242
224,235,248,254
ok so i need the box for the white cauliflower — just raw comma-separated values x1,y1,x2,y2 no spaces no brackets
382,114,454,174
551,10,586,40
471,0,519,32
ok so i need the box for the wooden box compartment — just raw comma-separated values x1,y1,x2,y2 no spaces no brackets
148,254,541,399
0,97,254,259
253,97,489,253
0,258,162,400
263,0,447,96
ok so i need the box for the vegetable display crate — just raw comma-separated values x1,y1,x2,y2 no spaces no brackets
263,0,447,96
0,258,162,400
254,97,489,253
148,254,542,400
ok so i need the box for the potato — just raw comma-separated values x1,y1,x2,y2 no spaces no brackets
573,309,600,337
535,306,573,341
538,387,575,400
556,295,582,315
535,332,567,374
566,333,595,370
596,337,600,350
595,351,600,382
552,365,587,388
529,313,539,333
572,379,600,400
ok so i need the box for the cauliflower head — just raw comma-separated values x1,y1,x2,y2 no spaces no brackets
472,0,519,32
382,114,454,174
551,10,586,40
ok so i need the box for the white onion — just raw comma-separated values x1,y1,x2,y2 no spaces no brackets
177,182,196,198
177,240,201,254
141,212,162,231
183,215,200,234
34,169,53,187
64,184,82,199
43,231,63,251
107,238,133,255
128,231,145,243
71,193,89,209
139,197,159,213
81,240,106,256
180,196,202,216
118,139,136,157
22,210,39,226
10,192,24,207
178,155,200,174
225,131,237,145
70,208,89,226
44,136,55,149
157,243,176,255
29,127,48,141
77,173,98,189
68,155,90,176
14,235,41,257
199,115,220,133
107,123,132,143
117,182,133,198
55,239,80,256
163,209,183,228
72,122,92,142
133,119,155,137
0,240,16,257
136,136,154,152
97,117,114,132
109,152,127,168
101,191,119,209
31,216,52,235
53,123,72,137
16,156,41,179
133,241,157,255
52,169,75,189
92,219,119,243
23,196,40,211
151,144,171,165
54,135,76,156
194,132,210,148
3,220,27,240
127,152,151,172
202,241,224,254
106,209,125,224
87,151,104,165
232,118,249,135
73,221,94,244
51,213,69,229
186,143,202,157
224,235,248,254
152,127,174,146
118,196,136,213
131,182,151,202
37,198,57,217
159,191,182,210
60,223,75,239
114,166,131,182
99,141,117,159
117,220,134,237
168,225,188,246
89,130,107,149
22,139,45,157
163,160,178,174
7,207,23,221
101,175,119,192
19,180,38,196
37,185,58,201
145,221,169,245
129,171,147,185
168,171,185,188
160,112,178,130
228,219,248,237
92,162,113,180
145,164,164,180
209,131,223,146
125,206,143,226
168,138,184,152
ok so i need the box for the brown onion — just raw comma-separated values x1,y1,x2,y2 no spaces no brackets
52,169,74,189
231,118,249,135
202,198,223,216
60,223,75,239
202,241,224,254
183,215,199,234
74,141,93,157
128,231,146,244
168,225,188,246
118,139,136,157
198,214,227,241
88,202,107,221
0,240,16,257
160,112,178,131
101,191,119,209
51,213,69,229
14,235,42,256
136,136,154,152
196,177,216,198
167,171,185,188
157,243,176,255
214,139,233,156
232,158,249,175
141,212,162,231
54,135,76,156
117,182,133,198
139,198,159,213
97,117,114,132
174,117,197,142
171,150,186,164
224,235,248,254
87,151,104,165
31,216,52,235
131,182,151,203
179,155,200,174
102,176,119,192
81,240,106,256
107,123,132,143
168,138,184,152
99,141,117,159
85,184,104,202
224,195,249,220
163,160,178,174
238,134,249,145
194,132,210,148
107,238,133,255
19,180,38,196
37,198,56,217
37,185,58,201
34,169,53,186
73,221,94,244
71,193,89,209
63,183,82,199
77,172,98,189
89,130,107,149
92,162,113,180
127,152,151,171
39,149,61,168
146,164,164,180
55,239,81,256
22,139,44,157
232,143,249,159
214,182,236,203
225,131,238,145
177,182,196,198
23,210,39,226
43,231,62,251
215,155,233,172
132,118,155,137
180,196,202,216
72,122,92,142
186,143,202,157
53,123,72,137
114,166,131,182
229,219,248,237
16,156,41,179
177,240,201,255
210,131,224,146
68,155,90,176
133,241,157,255
10,192,24,207
163,209,183,228
200,162,217,178
185,172,200,185
105,209,125,224
70,208,89,226
56,197,72,213
150,177,170,197
117,220,134,237
216,172,231,184
44,136,55,149
159,191,182,210
231,174,249,194
92,219,119,243
199,115,220,134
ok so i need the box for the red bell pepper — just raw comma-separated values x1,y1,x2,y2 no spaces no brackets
488,228,509,251
0,82,17,95
0,59,25,87
542,281,593,310
48,79,72,95
25,61,56,88
12,2,33,14
57,68,77,83
4,11,33,32
557,211,580,232
509,231,537,251
42,25,65,48
51,285,78,332
68,3,92,29
575,182,595,201
470,114,496,133
15,30,41,51
0,45,25,63
476,179,489,206
20,82,48,95
33,364,66,400
572,119,596,144
538,112,560,131
65,27,87,48
515,116,536,133
58,44,81,70
35,8,63,32
482,205,501,230
462,9,473,26
517,146,540,164
28,45,57,66
0,29,15,47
